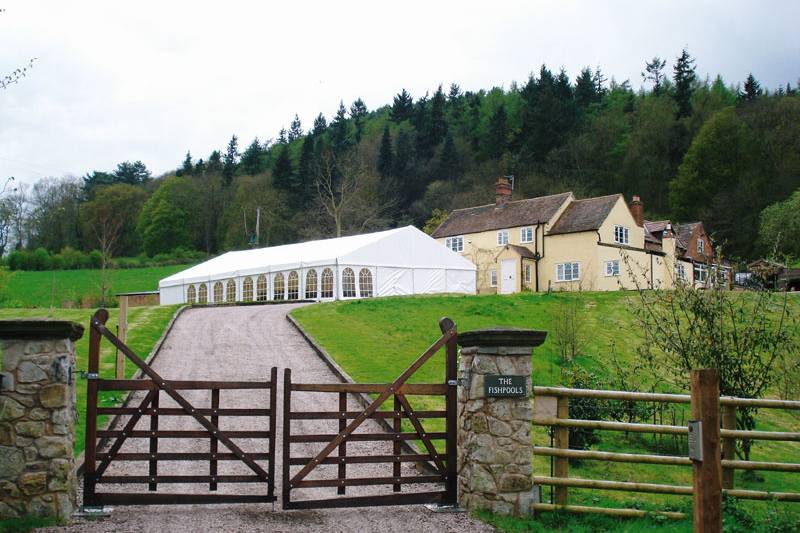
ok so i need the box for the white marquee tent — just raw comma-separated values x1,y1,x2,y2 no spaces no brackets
158,226,477,305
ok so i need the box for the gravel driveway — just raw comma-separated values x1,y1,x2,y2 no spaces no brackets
56,304,492,533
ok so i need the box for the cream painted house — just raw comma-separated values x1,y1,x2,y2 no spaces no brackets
432,178,719,294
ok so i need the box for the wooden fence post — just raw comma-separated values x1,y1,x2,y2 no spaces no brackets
115,296,128,379
691,369,722,533
554,396,569,506
721,405,736,490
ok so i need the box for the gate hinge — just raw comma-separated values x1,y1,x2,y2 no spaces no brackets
79,371,99,380
447,379,465,386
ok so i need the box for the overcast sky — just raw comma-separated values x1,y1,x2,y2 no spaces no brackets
1,0,798,186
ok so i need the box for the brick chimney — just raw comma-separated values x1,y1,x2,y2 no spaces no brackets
629,195,644,227
495,177,512,207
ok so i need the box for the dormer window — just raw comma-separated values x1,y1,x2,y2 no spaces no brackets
520,226,534,244
497,230,509,245
697,238,705,254
614,225,629,245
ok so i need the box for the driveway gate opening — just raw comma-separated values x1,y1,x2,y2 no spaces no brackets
282,318,458,509
84,309,277,506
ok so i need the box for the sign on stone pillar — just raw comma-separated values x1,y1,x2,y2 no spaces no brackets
0,320,84,520
457,327,546,516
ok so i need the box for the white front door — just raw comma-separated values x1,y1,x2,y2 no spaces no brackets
500,259,517,294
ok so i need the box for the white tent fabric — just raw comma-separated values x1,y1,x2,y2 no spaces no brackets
158,226,476,304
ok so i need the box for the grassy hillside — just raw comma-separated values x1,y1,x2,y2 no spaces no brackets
0,265,189,308
291,292,800,531
0,306,181,453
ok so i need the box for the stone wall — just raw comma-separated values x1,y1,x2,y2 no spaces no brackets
456,328,545,516
0,321,83,520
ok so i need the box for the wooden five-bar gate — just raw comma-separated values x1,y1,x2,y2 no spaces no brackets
282,318,459,509
84,309,278,506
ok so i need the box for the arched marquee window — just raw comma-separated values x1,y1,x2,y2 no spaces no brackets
359,268,373,298
273,273,285,301
342,268,356,298
305,270,318,299
242,277,254,302
186,285,196,304
321,268,334,299
256,274,268,301
287,271,299,300
213,281,224,303
226,279,236,303
198,284,208,304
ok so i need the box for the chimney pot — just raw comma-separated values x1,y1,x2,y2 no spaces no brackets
495,177,512,207
629,195,644,227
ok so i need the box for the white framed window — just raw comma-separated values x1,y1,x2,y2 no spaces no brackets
520,226,534,244
256,274,268,301
242,277,253,302
321,268,334,298
287,271,299,300
186,285,196,304
524,264,532,283
273,273,285,300
675,263,687,281
614,225,629,245
305,270,318,299
213,281,224,303
556,262,580,282
342,268,356,298
445,235,464,253
490,269,497,287
359,268,373,298
695,264,708,284
604,260,620,277
226,279,236,303
497,230,509,245
198,284,208,304
697,238,705,254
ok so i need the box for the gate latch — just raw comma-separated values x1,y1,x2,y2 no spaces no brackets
79,371,99,380
447,379,465,387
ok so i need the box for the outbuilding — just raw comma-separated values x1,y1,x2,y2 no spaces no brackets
158,226,477,305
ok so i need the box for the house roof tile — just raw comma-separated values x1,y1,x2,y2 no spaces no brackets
548,194,622,235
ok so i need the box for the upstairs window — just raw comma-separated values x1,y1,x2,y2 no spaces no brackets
342,268,356,298
445,236,463,253
321,268,334,298
557,262,580,282
497,230,509,245
697,238,705,254
614,225,629,245
604,260,620,277
520,226,534,244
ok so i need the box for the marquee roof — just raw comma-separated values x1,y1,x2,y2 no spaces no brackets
159,226,476,288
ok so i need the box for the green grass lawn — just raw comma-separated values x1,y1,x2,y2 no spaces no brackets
0,305,181,454
291,292,800,532
0,265,189,308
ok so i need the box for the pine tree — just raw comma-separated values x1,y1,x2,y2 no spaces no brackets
413,94,434,159
485,104,508,160
393,129,413,179
181,151,193,176
272,146,294,191
194,158,206,175
277,128,288,145
377,126,393,177
438,131,460,181
288,114,303,141
642,56,667,95
312,113,327,136
429,85,448,146
330,101,350,153
575,67,598,109
240,138,264,174
207,150,223,173
390,89,414,122
447,83,462,103
672,49,697,119
222,135,239,184
297,136,315,203
740,73,762,101
349,98,368,142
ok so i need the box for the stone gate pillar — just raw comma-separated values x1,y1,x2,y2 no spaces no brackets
457,327,546,516
0,320,84,520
